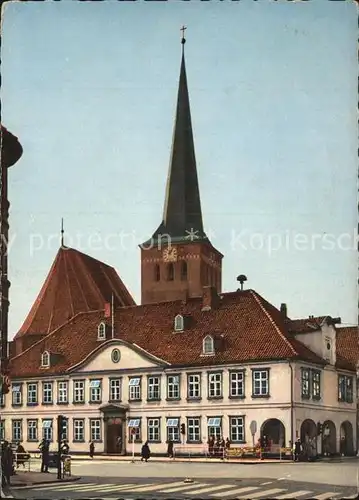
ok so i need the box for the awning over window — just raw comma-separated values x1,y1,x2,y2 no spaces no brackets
12,385,21,392
128,419,140,427
43,420,52,428
129,378,140,387
208,417,221,427
167,418,179,427
90,380,101,388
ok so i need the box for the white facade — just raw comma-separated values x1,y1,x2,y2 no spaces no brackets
1,330,356,457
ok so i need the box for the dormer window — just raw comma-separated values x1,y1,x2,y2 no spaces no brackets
41,351,50,368
203,335,215,355
97,322,106,340
174,314,184,332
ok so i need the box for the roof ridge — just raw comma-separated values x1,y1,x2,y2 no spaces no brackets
10,309,103,361
249,290,297,356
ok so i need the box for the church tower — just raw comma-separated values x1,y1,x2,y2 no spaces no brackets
140,29,223,305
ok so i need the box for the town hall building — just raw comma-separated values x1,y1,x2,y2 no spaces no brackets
1,35,357,458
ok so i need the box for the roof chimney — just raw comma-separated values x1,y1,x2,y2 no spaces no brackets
202,286,219,311
280,303,287,317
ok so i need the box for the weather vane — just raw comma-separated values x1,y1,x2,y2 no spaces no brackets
180,25,187,45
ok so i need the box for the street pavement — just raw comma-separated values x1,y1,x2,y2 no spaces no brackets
9,458,359,500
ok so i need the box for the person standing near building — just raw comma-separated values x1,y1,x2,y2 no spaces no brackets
39,439,49,473
89,442,95,459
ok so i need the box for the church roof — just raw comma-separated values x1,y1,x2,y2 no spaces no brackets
10,288,352,379
14,247,135,339
145,40,208,246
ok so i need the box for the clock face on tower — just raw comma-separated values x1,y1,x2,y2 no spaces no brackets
162,247,178,262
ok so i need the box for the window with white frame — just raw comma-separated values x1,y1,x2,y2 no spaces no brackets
147,376,160,400
187,373,201,399
147,418,160,442
129,377,141,401
89,380,102,402
128,419,141,442
27,383,38,404
252,369,269,397
41,351,50,368
0,420,4,441
187,417,201,443
0,393,4,406
174,314,184,332
208,372,222,398
109,379,122,401
166,418,180,442
12,420,22,442
203,335,215,355
12,384,22,406
207,417,222,439
167,375,180,399
73,380,85,403
97,322,106,340
338,375,354,403
27,420,38,442
230,416,245,443
73,419,85,442
42,382,53,404
42,420,53,441
90,419,101,442
301,368,310,398
230,371,244,398
57,381,68,404
312,370,321,400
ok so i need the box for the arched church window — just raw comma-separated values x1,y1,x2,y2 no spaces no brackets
167,263,174,281
181,261,187,281
154,264,160,281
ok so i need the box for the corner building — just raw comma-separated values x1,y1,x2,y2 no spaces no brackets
2,39,357,458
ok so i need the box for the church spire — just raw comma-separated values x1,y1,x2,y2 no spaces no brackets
60,218,65,248
150,27,207,244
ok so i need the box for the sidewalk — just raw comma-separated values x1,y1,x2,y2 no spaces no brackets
72,454,289,464
8,470,81,488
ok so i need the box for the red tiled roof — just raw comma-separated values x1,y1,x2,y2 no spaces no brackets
10,289,329,379
288,317,330,334
336,326,358,371
14,247,135,339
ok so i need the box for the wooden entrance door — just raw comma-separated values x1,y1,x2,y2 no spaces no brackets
106,418,123,454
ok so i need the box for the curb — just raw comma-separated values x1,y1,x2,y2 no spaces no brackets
11,476,81,488
72,457,291,465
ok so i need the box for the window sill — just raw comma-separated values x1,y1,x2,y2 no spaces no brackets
208,396,223,400
57,401,69,405
89,400,102,405
228,395,245,400
251,394,270,399
27,439,38,443
312,396,321,401
301,395,310,400
146,398,161,403
72,401,85,405
165,398,181,402
129,399,142,403
186,397,202,402
186,440,202,444
12,404,23,408
147,440,161,444
73,440,86,443
230,440,246,444
109,399,122,404
42,402,54,406
27,403,39,407
90,439,103,443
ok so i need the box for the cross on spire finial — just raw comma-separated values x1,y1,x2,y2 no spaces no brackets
180,25,187,46
61,218,65,247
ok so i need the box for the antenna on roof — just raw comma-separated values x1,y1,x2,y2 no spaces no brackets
60,218,65,248
236,274,247,291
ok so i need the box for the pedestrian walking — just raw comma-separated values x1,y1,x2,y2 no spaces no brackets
39,439,50,473
207,436,215,457
294,438,301,461
141,441,151,462
1,441,13,487
167,438,174,458
89,441,95,459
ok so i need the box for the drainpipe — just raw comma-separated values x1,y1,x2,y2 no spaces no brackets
288,360,294,446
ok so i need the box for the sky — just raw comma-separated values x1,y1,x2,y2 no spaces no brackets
1,0,357,337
